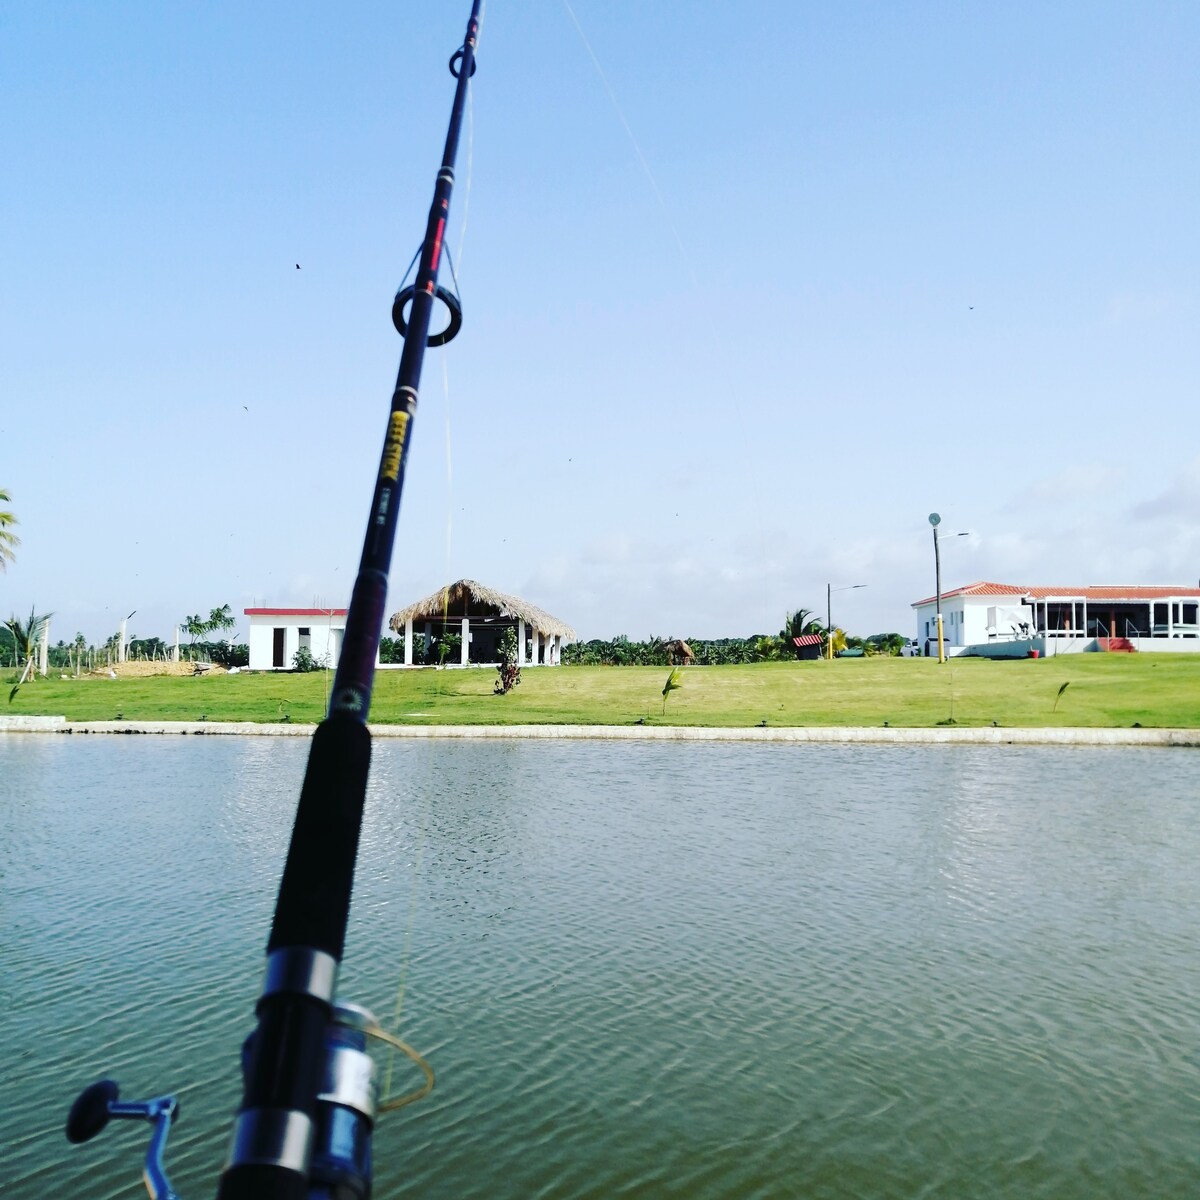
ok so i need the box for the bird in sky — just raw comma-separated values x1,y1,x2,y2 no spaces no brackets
296,263,301,269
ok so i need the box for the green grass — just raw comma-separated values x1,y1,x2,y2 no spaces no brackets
6,654,1199,728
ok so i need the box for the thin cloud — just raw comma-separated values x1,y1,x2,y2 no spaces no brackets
1132,457,1200,521
1008,463,1126,510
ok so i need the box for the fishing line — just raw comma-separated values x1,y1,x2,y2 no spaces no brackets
382,25,478,1070
381,779,433,1102
456,29,478,271
560,0,774,631
560,0,697,292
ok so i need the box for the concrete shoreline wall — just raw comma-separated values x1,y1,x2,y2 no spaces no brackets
2,716,1197,747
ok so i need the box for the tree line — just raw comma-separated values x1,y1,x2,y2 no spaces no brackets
563,612,907,667
3,602,251,680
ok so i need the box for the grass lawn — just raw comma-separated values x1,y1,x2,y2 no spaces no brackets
5,654,1198,728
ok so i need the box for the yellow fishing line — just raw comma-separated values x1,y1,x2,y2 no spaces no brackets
381,775,431,1101
368,1019,436,1113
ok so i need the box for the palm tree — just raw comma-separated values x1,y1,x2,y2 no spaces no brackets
208,603,235,643
781,608,823,640
0,488,19,572
5,607,53,696
781,608,827,657
72,632,88,676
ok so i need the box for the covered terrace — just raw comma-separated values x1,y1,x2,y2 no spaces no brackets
1026,586,1200,641
388,578,576,667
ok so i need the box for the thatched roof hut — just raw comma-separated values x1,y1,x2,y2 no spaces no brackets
388,579,576,666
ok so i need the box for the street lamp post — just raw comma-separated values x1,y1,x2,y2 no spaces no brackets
929,514,944,662
827,583,868,660
928,515,968,663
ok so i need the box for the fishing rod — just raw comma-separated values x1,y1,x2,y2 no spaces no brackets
64,5,483,1197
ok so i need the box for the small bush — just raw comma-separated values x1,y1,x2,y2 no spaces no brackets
494,628,521,695
292,646,319,672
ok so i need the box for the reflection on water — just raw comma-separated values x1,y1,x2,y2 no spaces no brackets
1,738,1197,1198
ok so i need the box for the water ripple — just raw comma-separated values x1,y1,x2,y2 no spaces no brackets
1,738,1197,1198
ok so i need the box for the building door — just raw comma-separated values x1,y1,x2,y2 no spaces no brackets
273,627,285,668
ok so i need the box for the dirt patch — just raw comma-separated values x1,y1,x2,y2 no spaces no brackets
89,660,229,679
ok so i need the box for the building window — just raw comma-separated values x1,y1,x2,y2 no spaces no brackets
299,627,311,651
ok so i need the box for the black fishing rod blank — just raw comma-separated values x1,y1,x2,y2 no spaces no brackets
64,5,483,1197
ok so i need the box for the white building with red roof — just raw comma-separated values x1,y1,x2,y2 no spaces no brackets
245,607,349,670
911,582,1200,657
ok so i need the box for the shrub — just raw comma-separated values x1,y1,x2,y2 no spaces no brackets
292,646,319,672
494,628,521,695
379,635,406,664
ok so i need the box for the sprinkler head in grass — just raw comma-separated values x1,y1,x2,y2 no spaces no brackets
199,714,207,721
883,720,889,727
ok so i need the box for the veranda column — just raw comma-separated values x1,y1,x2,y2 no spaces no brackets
461,615,470,665
518,618,526,665
405,617,414,665
532,630,541,665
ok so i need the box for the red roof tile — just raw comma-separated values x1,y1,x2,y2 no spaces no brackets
912,582,1200,607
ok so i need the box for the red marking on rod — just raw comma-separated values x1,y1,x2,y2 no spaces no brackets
430,217,446,270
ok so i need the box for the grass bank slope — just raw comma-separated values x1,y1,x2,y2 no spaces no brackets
6,655,1198,728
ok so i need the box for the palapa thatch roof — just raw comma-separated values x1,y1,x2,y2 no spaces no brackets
389,579,576,641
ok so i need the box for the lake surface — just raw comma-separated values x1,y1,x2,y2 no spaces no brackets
2,736,1198,1199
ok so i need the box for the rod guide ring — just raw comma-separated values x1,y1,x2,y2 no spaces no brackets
392,284,463,346
449,49,476,78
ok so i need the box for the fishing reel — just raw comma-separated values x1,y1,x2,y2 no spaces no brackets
65,1001,417,1200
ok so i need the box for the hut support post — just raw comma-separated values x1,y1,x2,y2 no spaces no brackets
461,616,470,665
405,617,414,665
518,619,526,665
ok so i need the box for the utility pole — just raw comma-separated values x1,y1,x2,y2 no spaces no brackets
827,582,868,660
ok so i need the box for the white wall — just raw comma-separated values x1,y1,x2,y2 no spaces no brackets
914,595,1035,648
247,616,346,670
913,597,970,649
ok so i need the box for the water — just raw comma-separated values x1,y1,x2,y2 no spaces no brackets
2,737,1198,1198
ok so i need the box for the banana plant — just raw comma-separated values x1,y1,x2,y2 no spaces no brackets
661,666,684,715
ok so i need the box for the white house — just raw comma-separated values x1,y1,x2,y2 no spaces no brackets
912,582,1200,657
245,608,347,670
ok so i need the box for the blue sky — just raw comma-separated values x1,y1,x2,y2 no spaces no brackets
3,1,1198,646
